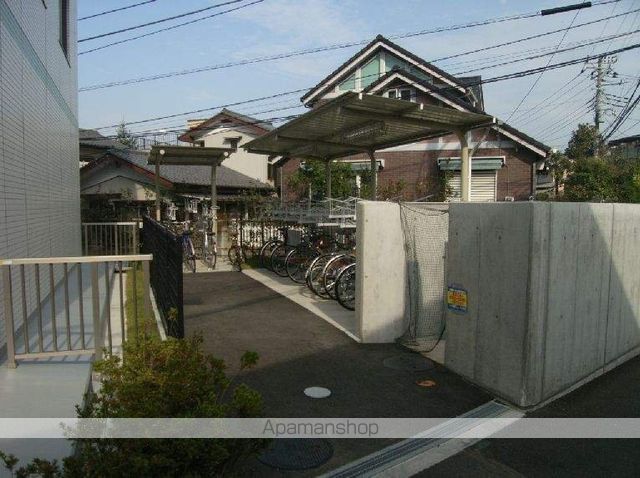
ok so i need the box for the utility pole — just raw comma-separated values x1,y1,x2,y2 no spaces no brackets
586,55,618,155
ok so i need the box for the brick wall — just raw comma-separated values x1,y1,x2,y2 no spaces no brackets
278,136,536,202
0,0,79,351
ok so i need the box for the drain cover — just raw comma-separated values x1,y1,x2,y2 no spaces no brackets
258,439,333,470
304,386,331,398
383,354,435,371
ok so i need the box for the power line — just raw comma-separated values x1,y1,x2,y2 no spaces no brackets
505,9,581,122
78,0,265,55
450,29,640,75
78,0,157,21
90,41,640,133
79,0,248,42
79,5,640,91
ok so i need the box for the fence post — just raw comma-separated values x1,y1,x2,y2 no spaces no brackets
83,225,88,255
91,263,103,361
133,223,139,254
142,260,152,334
2,267,17,368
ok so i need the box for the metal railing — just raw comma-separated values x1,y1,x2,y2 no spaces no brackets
82,222,140,256
257,198,359,227
1,254,152,368
142,217,184,338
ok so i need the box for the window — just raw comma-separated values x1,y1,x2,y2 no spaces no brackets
384,88,415,102
59,0,69,58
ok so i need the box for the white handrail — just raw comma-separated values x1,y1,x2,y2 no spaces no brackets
0,254,152,266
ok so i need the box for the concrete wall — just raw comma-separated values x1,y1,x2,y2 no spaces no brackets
445,202,640,407
355,201,448,343
356,201,406,342
0,0,79,352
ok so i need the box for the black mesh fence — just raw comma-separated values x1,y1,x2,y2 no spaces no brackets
142,216,184,338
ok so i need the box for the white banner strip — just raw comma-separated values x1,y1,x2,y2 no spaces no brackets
0,418,639,439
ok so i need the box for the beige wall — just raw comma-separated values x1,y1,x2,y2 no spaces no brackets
201,127,271,185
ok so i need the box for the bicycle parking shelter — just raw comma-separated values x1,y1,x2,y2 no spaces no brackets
148,145,236,228
244,91,495,201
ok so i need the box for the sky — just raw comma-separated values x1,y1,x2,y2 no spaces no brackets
77,0,640,150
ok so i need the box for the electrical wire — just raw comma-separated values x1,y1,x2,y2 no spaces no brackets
88,42,640,133
78,6,640,91
78,0,157,21
78,0,265,55
79,0,248,42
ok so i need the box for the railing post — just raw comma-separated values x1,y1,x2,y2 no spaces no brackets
142,259,152,336
133,223,139,254
91,263,103,361
2,267,17,368
83,225,88,255
115,225,120,255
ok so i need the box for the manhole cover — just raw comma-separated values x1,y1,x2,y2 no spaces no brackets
383,354,435,371
258,439,333,470
304,386,331,398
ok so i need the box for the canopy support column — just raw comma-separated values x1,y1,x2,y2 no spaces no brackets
456,130,471,202
368,150,377,200
155,151,163,221
325,159,332,199
211,161,218,235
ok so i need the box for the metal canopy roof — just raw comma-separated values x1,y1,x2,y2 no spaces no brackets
244,92,495,161
148,145,234,166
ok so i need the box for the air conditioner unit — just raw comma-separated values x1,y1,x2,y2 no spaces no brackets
504,196,515,202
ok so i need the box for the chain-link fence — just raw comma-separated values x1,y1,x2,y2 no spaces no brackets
398,203,449,352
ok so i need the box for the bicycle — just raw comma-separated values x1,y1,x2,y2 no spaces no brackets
180,223,197,273
200,216,217,270
258,227,286,270
322,253,355,299
285,231,328,283
335,262,356,310
227,228,244,272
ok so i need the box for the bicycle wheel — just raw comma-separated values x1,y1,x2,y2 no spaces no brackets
323,254,355,300
286,247,317,284
270,243,290,277
335,263,356,310
306,253,336,298
259,240,281,269
183,237,196,273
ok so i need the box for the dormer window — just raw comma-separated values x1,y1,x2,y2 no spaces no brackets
384,88,415,102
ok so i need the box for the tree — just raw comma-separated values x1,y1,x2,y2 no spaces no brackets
115,121,138,149
545,151,571,196
1,335,267,477
565,123,601,160
288,159,357,200
563,157,618,202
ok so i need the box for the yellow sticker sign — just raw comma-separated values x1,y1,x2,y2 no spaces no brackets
447,286,468,313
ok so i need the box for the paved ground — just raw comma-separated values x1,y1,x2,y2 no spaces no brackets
184,271,491,476
416,354,640,478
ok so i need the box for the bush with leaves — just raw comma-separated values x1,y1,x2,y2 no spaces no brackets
1,335,266,478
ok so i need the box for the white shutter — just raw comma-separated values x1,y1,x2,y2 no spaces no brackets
448,171,497,202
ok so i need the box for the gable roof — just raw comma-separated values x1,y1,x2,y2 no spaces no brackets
362,69,550,158
178,108,274,143
301,34,467,106
82,149,272,190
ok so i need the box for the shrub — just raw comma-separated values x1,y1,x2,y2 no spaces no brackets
2,335,266,477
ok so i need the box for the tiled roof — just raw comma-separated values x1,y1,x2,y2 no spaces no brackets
104,149,272,190
79,129,127,149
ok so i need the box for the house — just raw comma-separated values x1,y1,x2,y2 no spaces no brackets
609,134,640,160
178,109,278,186
80,149,273,221
278,35,551,202
79,128,127,165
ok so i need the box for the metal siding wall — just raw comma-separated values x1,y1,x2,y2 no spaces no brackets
0,0,79,353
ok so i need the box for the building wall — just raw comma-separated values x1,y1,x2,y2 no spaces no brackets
1,0,79,350
201,128,272,185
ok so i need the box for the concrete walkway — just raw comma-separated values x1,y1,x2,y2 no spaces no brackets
183,271,490,476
